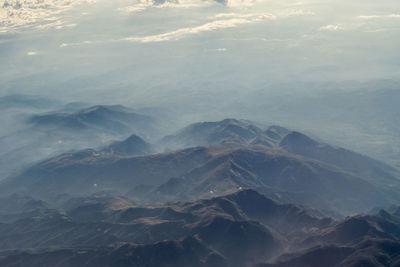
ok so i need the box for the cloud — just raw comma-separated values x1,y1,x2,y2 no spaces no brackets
319,24,343,31
26,51,38,56
35,21,77,30
120,10,312,43
224,0,255,7
363,28,387,33
59,7,315,47
280,10,315,17
59,14,273,47
0,0,94,33
212,13,277,20
121,15,274,43
60,40,93,47
357,14,400,20
118,0,209,13
118,0,259,13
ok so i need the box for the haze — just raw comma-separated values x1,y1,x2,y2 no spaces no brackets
1,0,399,174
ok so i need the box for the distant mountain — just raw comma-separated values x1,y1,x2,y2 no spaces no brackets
160,119,264,150
102,134,153,156
0,146,215,200
28,105,156,137
2,117,400,216
279,131,399,186
153,147,399,215
0,104,159,179
3,143,400,215
0,104,398,266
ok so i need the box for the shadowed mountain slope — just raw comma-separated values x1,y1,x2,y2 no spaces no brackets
258,208,400,267
259,238,400,267
0,236,227,267
1,144,399,216
0,190,327,266
151,147,399,214
0,146,217,199
279,131,400,186
161,119,264,150
0,104,160,180
28,105,156,137
101,134,153,157
2,190,400,267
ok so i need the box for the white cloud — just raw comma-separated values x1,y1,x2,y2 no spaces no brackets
363,28,387,33
212,13,277,20
225,0,255,7
118,0,209,13
122,15,274,43
59,14,271,47
357,14,400,20
35,20,77,30
0,0,95,33
26,51,38,56
280,10,315,17
59,7,315,47
319,24,343,31
60,40,93,47
118,0,259,13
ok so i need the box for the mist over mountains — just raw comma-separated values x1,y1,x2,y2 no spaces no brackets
0,100,163,179
0,92,399,267
0,104,400,265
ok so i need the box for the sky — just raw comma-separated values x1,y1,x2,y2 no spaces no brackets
1,0,399,103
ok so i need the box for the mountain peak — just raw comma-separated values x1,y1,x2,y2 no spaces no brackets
280,131,319,149
103,134,152,156
161,118,263,150
77,104,132,115
265,126,290,141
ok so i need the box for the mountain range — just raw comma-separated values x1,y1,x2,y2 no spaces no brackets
0,189,400,266
27,105,156,137
2,118,400,216
0,103,159,180
0,117,400,266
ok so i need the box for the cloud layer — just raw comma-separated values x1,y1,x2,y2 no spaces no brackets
123,14,275,43
319,24,343,31
357,14,400,20
59,7,316,47
0,0,94,32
